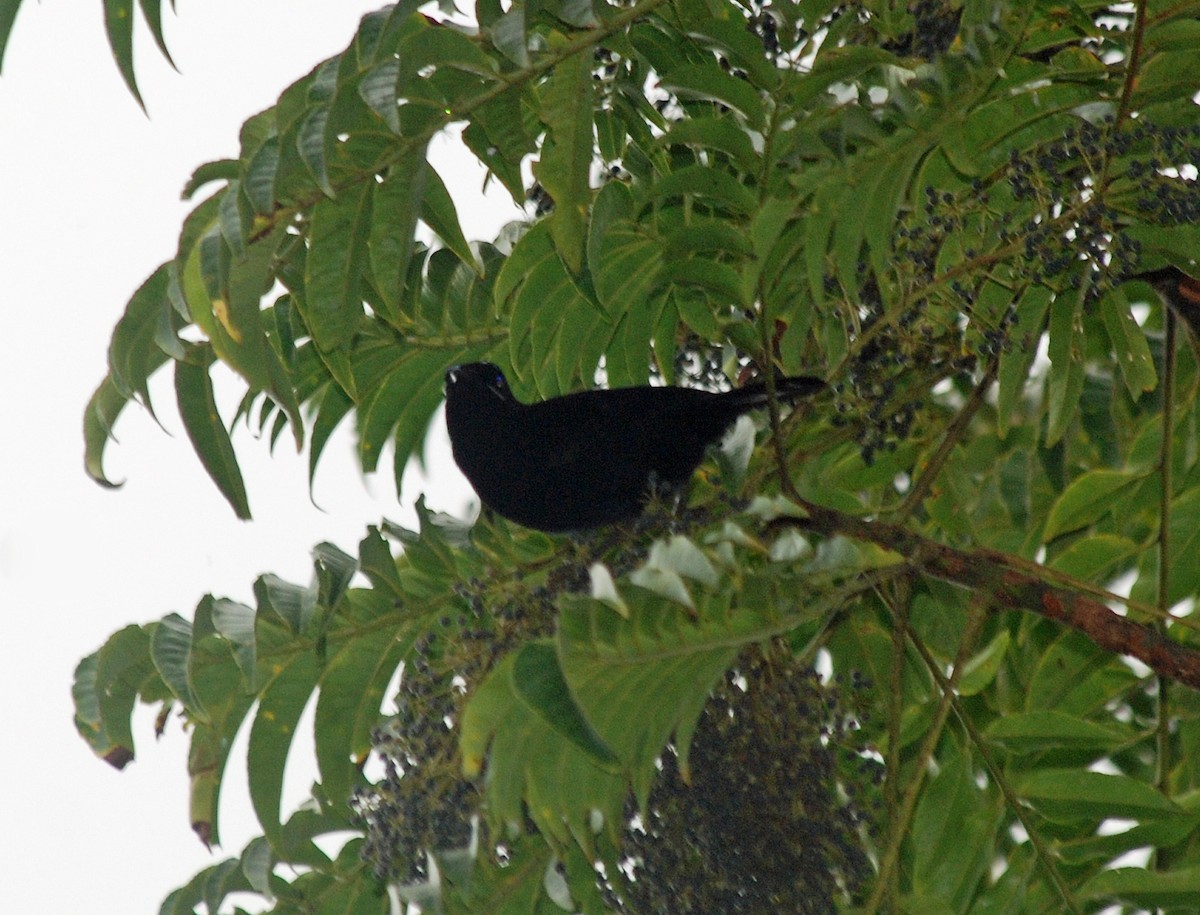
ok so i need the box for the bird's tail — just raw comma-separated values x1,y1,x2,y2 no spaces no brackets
728,374,826,408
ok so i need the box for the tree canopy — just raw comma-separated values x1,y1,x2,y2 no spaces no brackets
44,0,1200,911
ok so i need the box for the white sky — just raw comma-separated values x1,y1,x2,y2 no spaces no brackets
0,2,518,910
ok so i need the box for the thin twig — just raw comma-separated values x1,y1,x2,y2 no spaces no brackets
864,595,987,914
1154,308,1177,871
1115,0,1151,128
893,360,999,522
883,575,912,914
907,635,1085,915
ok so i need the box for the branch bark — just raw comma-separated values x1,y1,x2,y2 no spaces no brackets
773,502,1200,690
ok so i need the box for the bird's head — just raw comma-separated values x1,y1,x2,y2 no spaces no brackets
445,362,517,405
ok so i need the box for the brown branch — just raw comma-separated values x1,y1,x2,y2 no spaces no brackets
772,503,1200,690
1115,0,1150,128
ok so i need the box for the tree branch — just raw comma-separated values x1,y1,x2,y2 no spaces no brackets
771,503,1200,690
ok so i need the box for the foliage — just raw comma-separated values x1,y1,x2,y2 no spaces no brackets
56,0,1200,911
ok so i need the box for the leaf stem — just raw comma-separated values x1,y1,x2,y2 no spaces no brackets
865,594,986,914
1154,307,1177,870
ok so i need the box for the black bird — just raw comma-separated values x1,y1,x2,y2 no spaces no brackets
444,362,825,532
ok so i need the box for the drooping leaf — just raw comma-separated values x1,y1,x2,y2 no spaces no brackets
102,0,144,109
1099,282,1157,396
151,613,205,719
511,641,619,767
174,356,252,520
0,0,23,74
83,376,132,489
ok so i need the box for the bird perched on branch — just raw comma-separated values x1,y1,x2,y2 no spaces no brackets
444,362,825,533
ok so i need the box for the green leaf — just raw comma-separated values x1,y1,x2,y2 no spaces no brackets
1133,49,1200,108
296,104,333,196
74,625,158,767
174,356,252,520
1048,534,1139,581
997,286,1051,435
358,525,405,597
461,653,627,850
1081,865,1200,909
359,58,401,133
103,0,145,110
1060,812,1200,866
356,346,460,481
661,117,758,173
590,181,663,316
468,86,534,201
243,137,280,217
511,641,619,767
1099,283,1157,396
1016,769,1182,822
248,651,321,848
419,165,479,272
681,16,780,90
984,711,1129,754
662,257,747,307
0,0,23,74
396,19,497,83
1045,291,1086,446
315,628,409,810
369,152,428,315
313,541,357,611
912,742,1000,910
489,7,529,68
302,182,371,351
188,695,257,849
308,382,354,490
214,229,305,445
83,376,132,489
107,264,173,415
533,34,594,275
1027,631,1139,716
500,222,607,395
151,613,205,719
1156,486,1200,606
660,61,765,128
651,163,756,216
137,0,174,68
957,630,1010,697
209,598,258,690
1043,469,1145,542
254,573,317,635
558,592,740,805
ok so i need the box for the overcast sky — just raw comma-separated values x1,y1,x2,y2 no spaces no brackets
0,3,517,910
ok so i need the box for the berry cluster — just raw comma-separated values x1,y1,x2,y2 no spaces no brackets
880,0,964,60
834,118,1200,465
826,263,970,466
351,578,559,882
603,643,880,912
